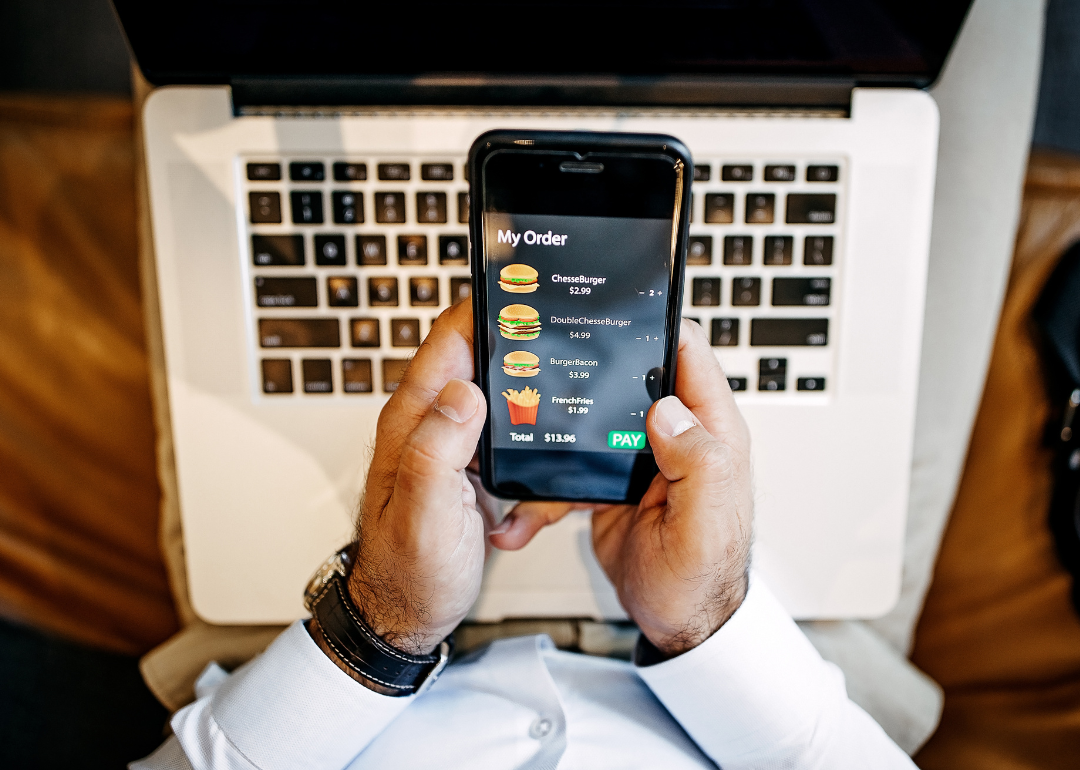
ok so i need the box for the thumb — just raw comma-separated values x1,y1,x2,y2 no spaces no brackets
376,378,487,519
646,395,735,488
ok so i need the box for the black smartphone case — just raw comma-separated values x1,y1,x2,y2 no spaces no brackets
469,129,693,504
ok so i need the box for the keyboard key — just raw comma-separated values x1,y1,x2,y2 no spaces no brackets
291,191,324,224
745,193,775,224
259,318,340,348
686,236,712,265
750,318,828,346
804,235,834,265
440,235,468,265
722,164,753,182
689,194,695,223
683,316,701,327
357,235,388,266
417,192,448,224
727,377,748,391
333,162,367,181
249,192,282,224
375,192,405,223
704,193,734,224
314,234,347,266
350,318,381,347
378,163,411,181
759,357,787,391
764,164,796,182
342,358,374,393
806,165,839,183
332,191,363,224
410,277,439,306
261,359,293,394
731,277,761,306
693,165,711,182
723,235,752,266
290,162,325,182
369,277,399,307
327,276,359,307
252,234,304,266
421,163,454,181
457,192,470,223
711,318,739,346
302,359,333,393
398,235,428,266
450,277,471,303
691,277,721,306
797,376,826,391
382,358,410,393
772,277,831,306
391,318,421,347
247,163,281,181
763,235,793,266
786,193,836,224
254,276,317,308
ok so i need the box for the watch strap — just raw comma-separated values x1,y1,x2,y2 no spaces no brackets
311,570,451,695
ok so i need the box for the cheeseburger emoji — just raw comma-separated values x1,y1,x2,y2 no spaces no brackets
503,350,540,377
498,304,541,340
499,264,538,293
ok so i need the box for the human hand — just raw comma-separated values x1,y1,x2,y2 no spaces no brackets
346,301,495,655
489,320,753,657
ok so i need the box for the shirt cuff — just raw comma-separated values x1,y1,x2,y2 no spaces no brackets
175,621,413,770
634,573,850,765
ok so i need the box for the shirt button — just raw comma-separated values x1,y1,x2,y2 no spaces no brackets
529,717,553,739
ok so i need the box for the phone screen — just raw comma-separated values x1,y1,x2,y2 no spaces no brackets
475,144,687,502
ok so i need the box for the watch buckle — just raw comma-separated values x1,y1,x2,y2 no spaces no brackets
416,639,451,696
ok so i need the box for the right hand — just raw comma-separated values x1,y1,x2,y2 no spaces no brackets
490,319,754,657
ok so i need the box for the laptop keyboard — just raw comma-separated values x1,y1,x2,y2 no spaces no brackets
242,156,841,397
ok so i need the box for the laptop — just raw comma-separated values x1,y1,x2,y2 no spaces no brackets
113,1,971,625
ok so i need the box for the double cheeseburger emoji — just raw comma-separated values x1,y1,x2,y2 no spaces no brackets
499,264,538,293
498,304,541,340
503,351,540,377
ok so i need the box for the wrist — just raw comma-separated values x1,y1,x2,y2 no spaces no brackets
347,569,441,656
304,546,453,696
641,568,749,658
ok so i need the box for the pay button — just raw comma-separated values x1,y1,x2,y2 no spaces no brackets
608,431,647,450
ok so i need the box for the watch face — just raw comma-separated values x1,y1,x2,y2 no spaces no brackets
303,550,349,612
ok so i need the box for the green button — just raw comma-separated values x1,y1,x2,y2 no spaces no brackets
608,431,647,450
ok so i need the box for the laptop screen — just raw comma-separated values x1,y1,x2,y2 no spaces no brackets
113,0,972,103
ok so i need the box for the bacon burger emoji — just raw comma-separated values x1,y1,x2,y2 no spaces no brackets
502,350,540,377
499,264,538,293
498,304,541,340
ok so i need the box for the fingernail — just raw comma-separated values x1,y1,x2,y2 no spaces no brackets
489,514,514,536
435,379,478,424
654,396,697,437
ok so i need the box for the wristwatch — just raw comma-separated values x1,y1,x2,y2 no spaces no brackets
303,545,452,696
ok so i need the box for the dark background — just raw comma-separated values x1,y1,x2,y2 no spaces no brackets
2,0,1079,155
0,0,132,94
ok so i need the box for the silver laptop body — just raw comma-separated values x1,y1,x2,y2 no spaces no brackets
119,2,965,624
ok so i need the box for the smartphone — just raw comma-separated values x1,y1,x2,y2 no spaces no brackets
469,130,692,503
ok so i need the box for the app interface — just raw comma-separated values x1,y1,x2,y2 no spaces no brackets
485,213,672,455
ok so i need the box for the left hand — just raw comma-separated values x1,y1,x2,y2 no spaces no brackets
347,301,499,656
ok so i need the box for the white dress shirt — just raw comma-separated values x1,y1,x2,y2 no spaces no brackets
132,576,915,770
